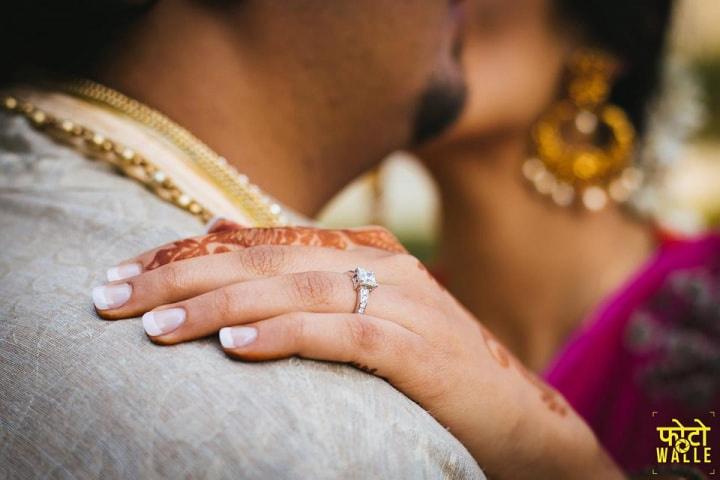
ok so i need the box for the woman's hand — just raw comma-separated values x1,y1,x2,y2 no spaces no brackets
92,225,623,480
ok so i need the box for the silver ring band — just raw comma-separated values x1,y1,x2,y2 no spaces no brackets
349,267,378,315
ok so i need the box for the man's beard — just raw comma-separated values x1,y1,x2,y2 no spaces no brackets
410,73,467,146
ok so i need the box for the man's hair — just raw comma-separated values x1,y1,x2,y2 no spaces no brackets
0,1,156,85
554,0,676,135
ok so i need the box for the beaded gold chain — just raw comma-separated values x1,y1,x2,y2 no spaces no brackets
1,81,286,226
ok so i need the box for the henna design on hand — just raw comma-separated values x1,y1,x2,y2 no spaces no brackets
144,223,567,417
146,226,406,270
481,326,568,416
517,366,569,417
480,327,512,369
348,361,378,375
147,237,216,269
344,228,407,254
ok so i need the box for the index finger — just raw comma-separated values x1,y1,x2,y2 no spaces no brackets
111,226,407,278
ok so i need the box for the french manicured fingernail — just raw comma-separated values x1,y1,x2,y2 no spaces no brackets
106,263,142,282
219,327,257,348
92,283,132,310
142,308,186,336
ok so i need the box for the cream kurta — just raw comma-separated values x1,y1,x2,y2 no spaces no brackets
0,93,484,479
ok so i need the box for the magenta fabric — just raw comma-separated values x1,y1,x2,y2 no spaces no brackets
544,232,720,473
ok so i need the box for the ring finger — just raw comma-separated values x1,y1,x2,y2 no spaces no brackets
95,245,390,319
142,270,415,344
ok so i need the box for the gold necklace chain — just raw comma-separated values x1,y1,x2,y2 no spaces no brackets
60,79,287,226
1,80,286,226
2,93,221,223
60,79,286,226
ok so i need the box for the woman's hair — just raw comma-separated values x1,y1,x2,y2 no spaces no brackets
0,1,155,86
554,0,676,135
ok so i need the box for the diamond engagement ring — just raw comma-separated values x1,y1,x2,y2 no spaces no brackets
349,267,378,314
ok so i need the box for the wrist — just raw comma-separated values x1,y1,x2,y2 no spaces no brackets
519,405,624,480
487,390,624,480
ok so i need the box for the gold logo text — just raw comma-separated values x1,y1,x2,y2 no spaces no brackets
656,418,712,464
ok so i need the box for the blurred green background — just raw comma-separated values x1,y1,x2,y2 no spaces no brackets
696,57,720,139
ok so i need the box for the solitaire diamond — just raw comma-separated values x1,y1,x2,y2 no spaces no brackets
352,267,378,290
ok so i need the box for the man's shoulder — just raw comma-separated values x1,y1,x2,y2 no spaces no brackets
0,108,199,241
0,114,484,479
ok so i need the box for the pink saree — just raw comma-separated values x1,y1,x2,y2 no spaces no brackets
544,232,720,474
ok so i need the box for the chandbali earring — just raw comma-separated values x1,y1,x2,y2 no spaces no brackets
523,49,642,211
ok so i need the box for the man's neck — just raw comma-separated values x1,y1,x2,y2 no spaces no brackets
93,1,369,217
425,135,655,371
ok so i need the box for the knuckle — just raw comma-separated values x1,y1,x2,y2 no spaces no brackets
241,245,287,277
347,316,384,353
158,263,189,292
209,286,237,321
290,271,337,307
285,312,307,344
382,253,422,281
392,253,420,270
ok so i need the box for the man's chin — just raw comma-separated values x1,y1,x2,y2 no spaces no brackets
410,76,467,146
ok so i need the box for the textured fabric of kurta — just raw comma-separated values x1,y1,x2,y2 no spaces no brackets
0,111,484,479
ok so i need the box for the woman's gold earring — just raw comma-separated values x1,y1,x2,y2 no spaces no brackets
524,49,642,211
